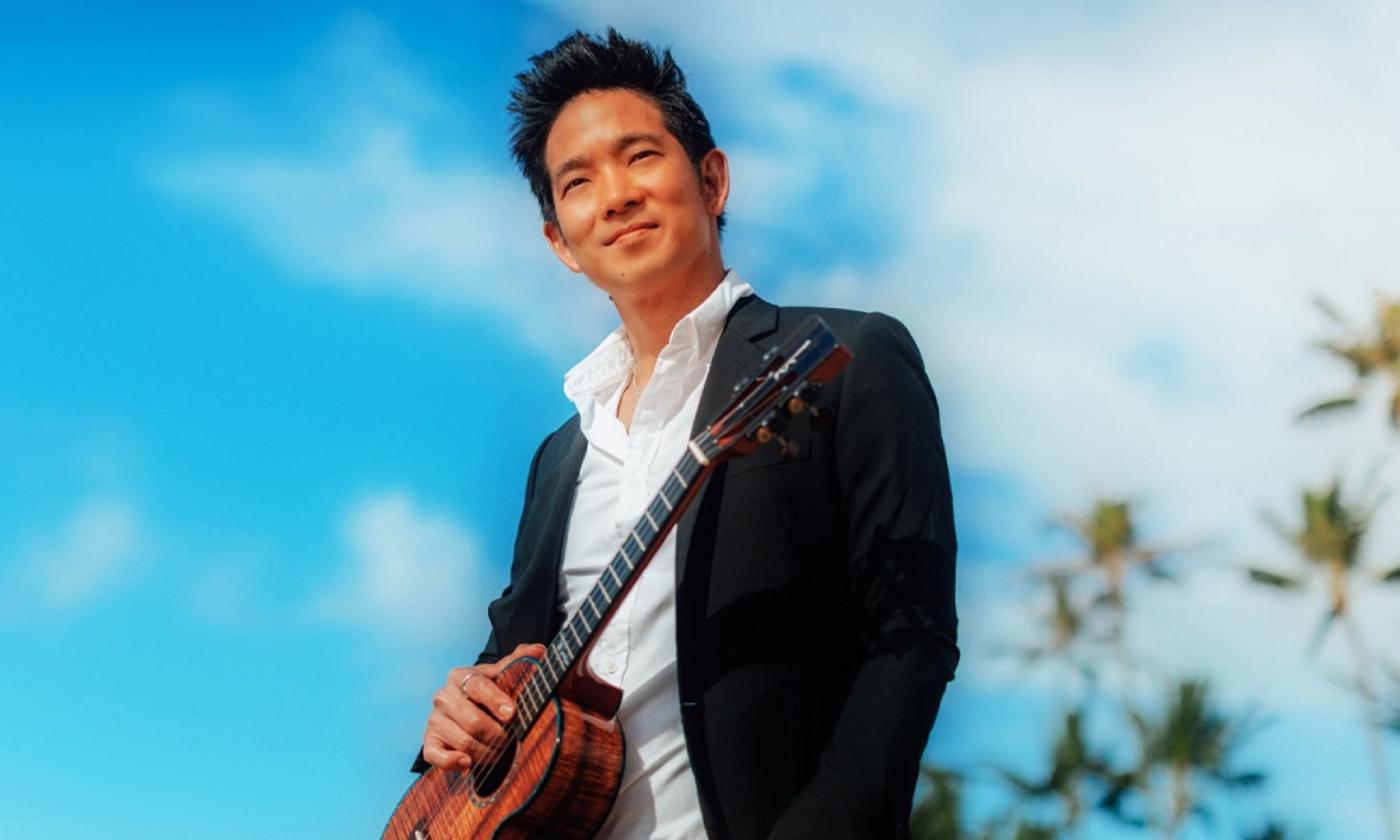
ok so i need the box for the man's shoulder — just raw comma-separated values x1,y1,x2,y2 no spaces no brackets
526,413,584,480
764,301,921,359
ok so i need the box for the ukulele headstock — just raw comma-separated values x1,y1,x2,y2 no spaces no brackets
700,316,852,461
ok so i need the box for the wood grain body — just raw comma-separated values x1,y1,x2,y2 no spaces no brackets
381,658,625,840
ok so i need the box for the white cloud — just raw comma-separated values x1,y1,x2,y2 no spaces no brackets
10,497,145,611
315,490,493,646
155,13,615,357
157,0,1400,729
540,0,1400,560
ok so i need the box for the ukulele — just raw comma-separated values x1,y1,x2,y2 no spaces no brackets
381,316,852,840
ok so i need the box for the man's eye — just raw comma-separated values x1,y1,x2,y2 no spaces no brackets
562,177,587,195
631,150,658,163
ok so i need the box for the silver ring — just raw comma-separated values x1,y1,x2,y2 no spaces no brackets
459,672,480,694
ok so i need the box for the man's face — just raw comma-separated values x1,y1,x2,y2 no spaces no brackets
541,88,727,299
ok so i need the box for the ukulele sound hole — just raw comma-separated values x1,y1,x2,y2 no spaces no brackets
469,738,517,798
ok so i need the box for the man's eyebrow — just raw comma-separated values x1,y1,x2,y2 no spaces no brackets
615,131,663,152
551,132,666,187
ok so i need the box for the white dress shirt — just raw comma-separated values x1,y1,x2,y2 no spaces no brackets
559,271,754,840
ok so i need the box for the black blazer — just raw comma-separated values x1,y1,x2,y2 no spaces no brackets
468,295,958,839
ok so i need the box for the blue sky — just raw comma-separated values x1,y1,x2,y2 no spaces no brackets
4,1,1400,837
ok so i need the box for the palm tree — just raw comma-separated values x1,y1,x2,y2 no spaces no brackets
1000,708,1111,833
1043,499,1177,686
1007,571,1101,693
910,765,970,840
1100,678,1264,839
1299,295,1400,427
910,765,1063,840
1246,480,1400,839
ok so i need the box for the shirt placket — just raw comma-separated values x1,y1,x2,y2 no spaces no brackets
596,352,686,685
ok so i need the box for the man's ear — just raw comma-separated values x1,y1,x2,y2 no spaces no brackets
543,221,582,273
699,148,730,218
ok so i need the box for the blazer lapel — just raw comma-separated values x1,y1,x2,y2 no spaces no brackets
676,294,779,588
522,417,588,632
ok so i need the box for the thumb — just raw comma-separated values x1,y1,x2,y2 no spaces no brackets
512,642,547,661
483,643,547,676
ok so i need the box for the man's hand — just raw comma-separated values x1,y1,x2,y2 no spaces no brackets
421,642,547,771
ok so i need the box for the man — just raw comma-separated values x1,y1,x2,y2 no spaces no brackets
414,29,958,840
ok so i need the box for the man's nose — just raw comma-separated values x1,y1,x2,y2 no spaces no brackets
600,168,642,219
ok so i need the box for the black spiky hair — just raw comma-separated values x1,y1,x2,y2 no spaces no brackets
507,28,723,231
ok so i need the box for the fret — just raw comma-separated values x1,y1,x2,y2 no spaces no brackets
564,620,582,651
604,565,622,592
629,529,646,551
643,508,659,530
658,490,674,511
523,682,543,716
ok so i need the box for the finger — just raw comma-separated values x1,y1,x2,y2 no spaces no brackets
432,683,507,745
462,672,519,725
441,683,509,745
422,738,472,771
428,715,493,762
480,644,547,678
509,642,547,661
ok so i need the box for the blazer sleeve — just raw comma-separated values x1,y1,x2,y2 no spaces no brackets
769,312,959,838
409,430,553,774
473,429,553,668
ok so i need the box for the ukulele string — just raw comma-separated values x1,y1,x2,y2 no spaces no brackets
412,438,719,831
414,702,530,833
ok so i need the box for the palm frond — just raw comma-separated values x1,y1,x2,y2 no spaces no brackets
1316,340,1378,376
1305,608,1340,658
1297,396,1359,422
1245,819,1317,840
1246,568,1302,589
1223,770,1269,789
1377,565,1400,584
1312,295,1350,327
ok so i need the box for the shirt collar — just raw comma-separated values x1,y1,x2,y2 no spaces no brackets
563,270,755,411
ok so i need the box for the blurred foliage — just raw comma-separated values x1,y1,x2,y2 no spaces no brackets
1102,678,1264,835
912,294,1400,839
1301,296,1400,427
999,709,1108,831
1247,480,1400,655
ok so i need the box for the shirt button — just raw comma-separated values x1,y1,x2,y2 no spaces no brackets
603,659,620,676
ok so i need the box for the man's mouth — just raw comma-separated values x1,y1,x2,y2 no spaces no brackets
605,223,657,246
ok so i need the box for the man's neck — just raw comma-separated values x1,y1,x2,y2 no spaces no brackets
613,265,726,389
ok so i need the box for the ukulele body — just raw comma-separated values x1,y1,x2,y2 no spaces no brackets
381,657,624,840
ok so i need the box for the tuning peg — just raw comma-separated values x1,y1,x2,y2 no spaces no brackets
786,396,807,414
755,426,775,444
